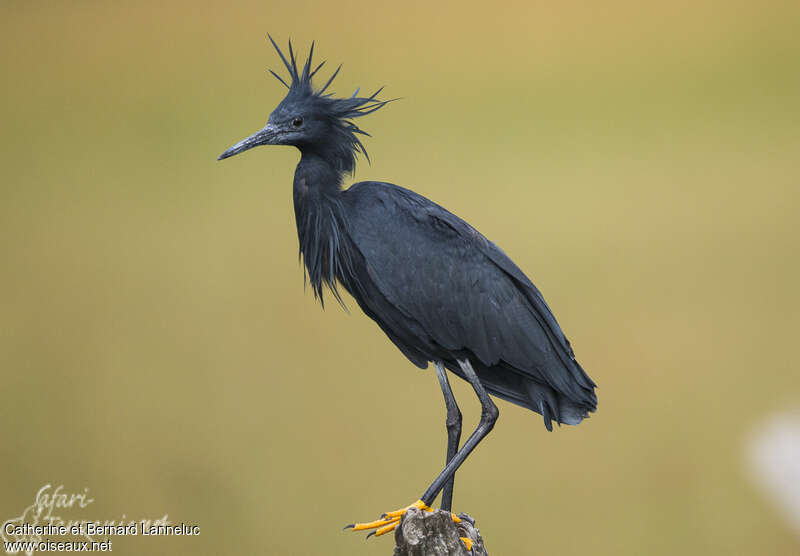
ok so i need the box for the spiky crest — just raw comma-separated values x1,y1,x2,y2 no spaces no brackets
266,34,393,174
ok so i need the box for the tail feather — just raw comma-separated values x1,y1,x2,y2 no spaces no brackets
446,357,596,431
527,379,593,430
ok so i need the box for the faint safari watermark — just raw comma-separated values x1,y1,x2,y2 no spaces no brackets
2,484,198,554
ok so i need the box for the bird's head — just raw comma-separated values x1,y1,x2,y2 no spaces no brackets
218,36,392,174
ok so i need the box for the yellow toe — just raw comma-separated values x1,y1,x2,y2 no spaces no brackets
347,499,463,541
350,517,396,531
382,499,431,519
347,500,431,536
374,518,401,537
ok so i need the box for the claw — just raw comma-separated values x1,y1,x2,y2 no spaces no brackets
343,524,354,530
457,512,475,525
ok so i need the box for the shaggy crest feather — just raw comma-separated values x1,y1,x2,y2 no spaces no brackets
267,35,392,175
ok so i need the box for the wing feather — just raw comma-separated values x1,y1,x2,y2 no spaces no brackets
343,182,596,406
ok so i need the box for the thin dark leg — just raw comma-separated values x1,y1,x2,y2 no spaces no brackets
420,359,498,507
434,361,462,512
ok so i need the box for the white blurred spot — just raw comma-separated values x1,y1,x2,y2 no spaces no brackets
747,410,800,536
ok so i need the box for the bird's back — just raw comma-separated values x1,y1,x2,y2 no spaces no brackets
339,181,597,430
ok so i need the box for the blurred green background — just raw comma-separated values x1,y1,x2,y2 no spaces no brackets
2,1,799,554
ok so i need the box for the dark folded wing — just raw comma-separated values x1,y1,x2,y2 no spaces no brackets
344,182,596,405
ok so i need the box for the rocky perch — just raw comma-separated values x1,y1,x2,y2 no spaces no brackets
393,508,488,556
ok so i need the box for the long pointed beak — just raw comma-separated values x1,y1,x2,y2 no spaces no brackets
217,123,280,161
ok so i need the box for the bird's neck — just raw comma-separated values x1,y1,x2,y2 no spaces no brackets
292,151,351,305
293,151,344,198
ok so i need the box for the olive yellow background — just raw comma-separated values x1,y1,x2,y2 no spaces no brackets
2,2,799,554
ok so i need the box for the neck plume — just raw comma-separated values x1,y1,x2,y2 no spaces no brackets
293,152,356,307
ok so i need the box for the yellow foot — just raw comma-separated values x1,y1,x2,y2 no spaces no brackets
460,536,474,552
344,499,461,539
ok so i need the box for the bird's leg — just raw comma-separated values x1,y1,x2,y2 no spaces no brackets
345,359,496,548
434,361,462,513
419,359,498,506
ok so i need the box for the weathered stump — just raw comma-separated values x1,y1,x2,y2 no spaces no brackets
393,508,488,556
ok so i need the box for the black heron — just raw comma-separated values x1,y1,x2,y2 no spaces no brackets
218,37,598,544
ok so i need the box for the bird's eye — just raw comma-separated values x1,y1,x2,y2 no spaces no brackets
292,117,304,128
